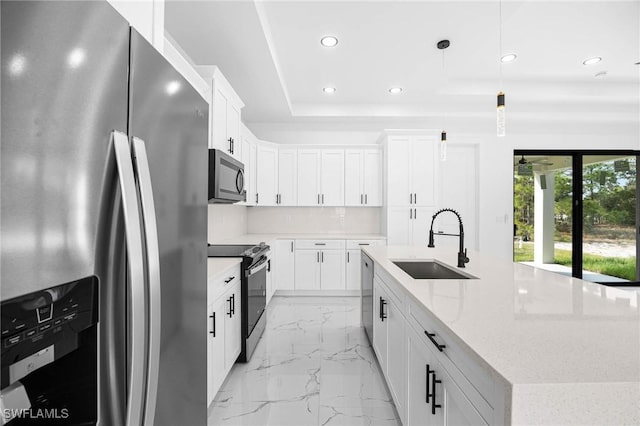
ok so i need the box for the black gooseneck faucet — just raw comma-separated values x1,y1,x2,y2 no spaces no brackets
427,208,470,268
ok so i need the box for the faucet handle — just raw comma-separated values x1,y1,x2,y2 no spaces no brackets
463,248,469,264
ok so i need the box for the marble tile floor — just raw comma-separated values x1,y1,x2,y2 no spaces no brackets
208,296,401,426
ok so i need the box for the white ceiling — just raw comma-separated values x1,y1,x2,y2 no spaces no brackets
165,0,640,135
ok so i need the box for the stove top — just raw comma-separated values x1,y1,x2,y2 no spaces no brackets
207,242,270,258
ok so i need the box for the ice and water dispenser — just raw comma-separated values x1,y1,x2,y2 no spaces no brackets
0,277,98,425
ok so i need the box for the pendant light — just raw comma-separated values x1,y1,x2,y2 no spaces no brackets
440,130,447,161
437,39,450,161
497,0,506,137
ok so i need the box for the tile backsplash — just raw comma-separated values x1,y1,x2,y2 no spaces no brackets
247,207,381,234
208,205,247,243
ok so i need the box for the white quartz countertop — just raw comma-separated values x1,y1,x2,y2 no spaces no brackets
207,258,242,282
363,245,640,389
211,233,386,246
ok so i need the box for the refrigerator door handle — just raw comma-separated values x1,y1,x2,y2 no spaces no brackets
131,137,161,426
111,131,146,426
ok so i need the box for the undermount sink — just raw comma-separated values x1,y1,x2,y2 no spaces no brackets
392,260,477,280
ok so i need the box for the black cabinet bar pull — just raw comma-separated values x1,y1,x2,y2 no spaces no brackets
365,194,368,204
381,298,387,321
227,297,233,317
209,313,216,337
358,243,370,246
410,193,412,204
228,137,233,153
379,297,383,320
256,193,259,204
410,209,413,219
231,294,235,316
321,252,324,263
347,252,350,263
267,259,271,272
414,193,417,204
361,194,363,204
322,194,325,204
291,241,294,252
426,364,433,404
318,194,320,204
314,243,326,246
224,276,235,283
317,252,319,263
431,373,442,415
425,331,446,352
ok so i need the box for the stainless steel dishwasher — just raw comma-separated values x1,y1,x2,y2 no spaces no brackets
361,253,374,344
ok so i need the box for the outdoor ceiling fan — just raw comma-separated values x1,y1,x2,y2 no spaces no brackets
515,155,553,167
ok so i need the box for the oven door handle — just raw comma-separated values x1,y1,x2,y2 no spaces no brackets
246,257,268,277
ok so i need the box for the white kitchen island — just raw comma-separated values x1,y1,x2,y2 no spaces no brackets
363,245,640,426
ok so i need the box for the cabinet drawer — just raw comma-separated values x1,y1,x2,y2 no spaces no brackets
408,298,495,421
295,239,346,250
209,266,241,304
345,239,385,249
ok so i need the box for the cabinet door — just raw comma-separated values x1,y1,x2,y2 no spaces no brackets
437,145,477,251
294,250,321,290
256,144,278,206
407,327,440,426
438,366,488,426
411,207,434,246
386,136,411,206
297,149,321,206
320,149,345,206
344,150,363,206
387,207,412,245
412,136,437,206
372,280,388,373
387,297,407,424
275,240,295,290
266,255,273,306
278,149,298,206
249,143,258,205
212,88,228,151
320,250,346,290
345,249,361,290
227,103,241,159
363,149,382,206
208,298,225,404
223,284,241,370
240,136,253,206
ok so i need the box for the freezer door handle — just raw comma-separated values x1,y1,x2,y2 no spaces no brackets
132,137,161,426
112,131,146,426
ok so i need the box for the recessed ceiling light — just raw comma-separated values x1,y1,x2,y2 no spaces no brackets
635,61,640,65
388,87,403,94
582,56,602,66
501,53,517,63
594,71,608,78
323,87,336,94
320,36,338,48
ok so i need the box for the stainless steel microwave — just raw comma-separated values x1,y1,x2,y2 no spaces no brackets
208,149,246,203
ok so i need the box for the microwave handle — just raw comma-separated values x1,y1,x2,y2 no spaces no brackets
236,169,245,194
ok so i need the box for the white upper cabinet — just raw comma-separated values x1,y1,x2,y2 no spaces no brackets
240,124,256,206
277,149,298,206
320,150,345,206
197,66,244,158
386,135,437,207
345,149,381,206
256,142,278,206
297,149,322,206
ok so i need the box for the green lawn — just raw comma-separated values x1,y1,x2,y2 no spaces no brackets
513,242,636,281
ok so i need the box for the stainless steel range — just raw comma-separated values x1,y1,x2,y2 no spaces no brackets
208,242,270,361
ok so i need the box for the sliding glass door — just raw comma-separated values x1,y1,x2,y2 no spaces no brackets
581,155,637,283
513,150,639,285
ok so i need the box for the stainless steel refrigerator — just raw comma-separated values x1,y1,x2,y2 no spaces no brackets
1,1,208,425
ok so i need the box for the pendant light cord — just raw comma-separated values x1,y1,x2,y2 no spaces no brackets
499,0,503,88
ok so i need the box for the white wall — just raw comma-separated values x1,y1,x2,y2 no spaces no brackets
247,122,640,260
208,205,247,243
247,207,381,235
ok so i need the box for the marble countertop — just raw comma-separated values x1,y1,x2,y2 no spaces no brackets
211,233,386,246
207,258,242,282
362,245,640,388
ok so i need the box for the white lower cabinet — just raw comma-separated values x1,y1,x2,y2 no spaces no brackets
274,239,295,291
294,240,346,291
407,325,487,426
207,265,241,406
346,249,361,290
372,266,497,426
372,276,407,424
